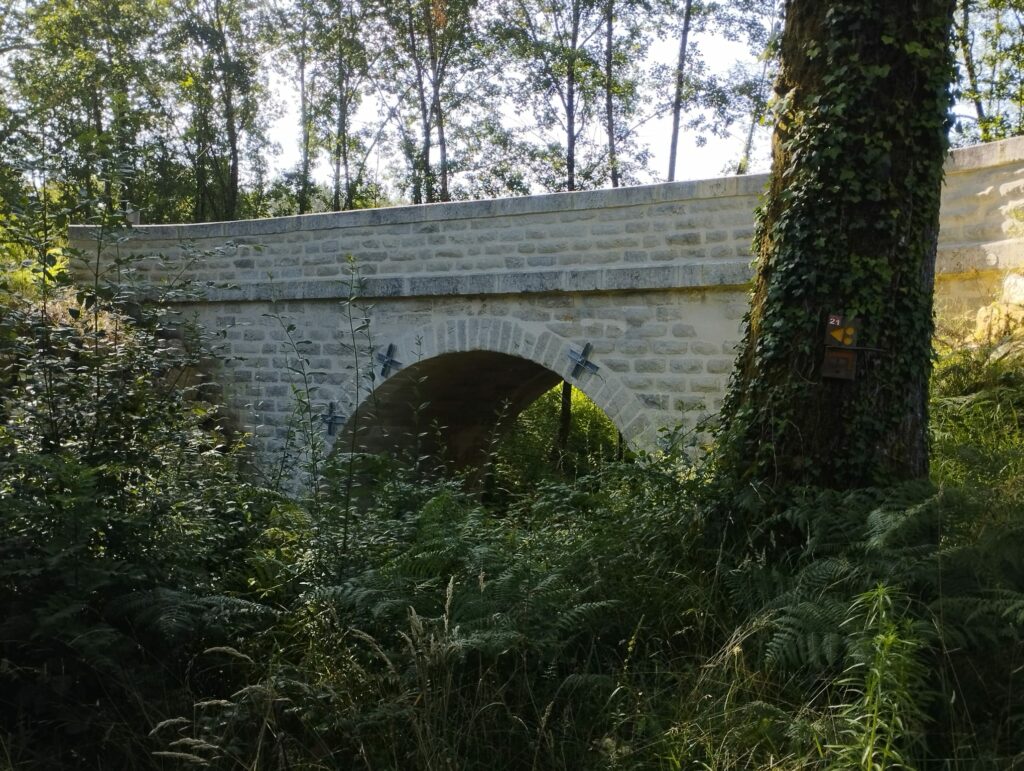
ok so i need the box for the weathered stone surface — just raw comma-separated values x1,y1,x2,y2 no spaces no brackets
1004,272,1024,305
67,137,1024,468
976,301,1024,340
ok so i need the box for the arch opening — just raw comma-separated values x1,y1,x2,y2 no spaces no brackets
336,350,620,470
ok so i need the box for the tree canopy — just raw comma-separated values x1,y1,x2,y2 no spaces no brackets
1,0,786,219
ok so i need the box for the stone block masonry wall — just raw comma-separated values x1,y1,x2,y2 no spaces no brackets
72,173,761,302
68,137,1024,467
934,139,1024,330
181,288,749,466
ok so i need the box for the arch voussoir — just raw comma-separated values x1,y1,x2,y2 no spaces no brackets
343,317,638,451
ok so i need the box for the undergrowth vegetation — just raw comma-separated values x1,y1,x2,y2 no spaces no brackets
489,383,621,497
2,236,1024,767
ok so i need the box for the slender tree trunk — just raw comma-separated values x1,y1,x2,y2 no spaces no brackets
425,3,449,202
434,90,449,201
105,48,133,212
224,83,240,219
566,63,576,193
298,23,311,214
343,138,354,209
718,0,955,493
736,52,770,174
331,11,358,213
565,0,581,192
212,0,240,220
193,129,209,222
604,0,619,188
555,380,572,470
332,117,344,212
556,2,585,455
112,97,134,214
407,6,434,203
667,0,693,182
420,107,433,203
956,0,988,139
90,89,113,207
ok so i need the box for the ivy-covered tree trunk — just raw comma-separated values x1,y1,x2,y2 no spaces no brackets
719,0,955,493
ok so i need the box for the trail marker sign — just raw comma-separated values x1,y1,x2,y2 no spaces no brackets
823,314,860,380
825,314,859,347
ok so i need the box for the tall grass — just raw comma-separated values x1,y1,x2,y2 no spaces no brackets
930,339,1024,504
162,333,1024,770
3,228,1023,770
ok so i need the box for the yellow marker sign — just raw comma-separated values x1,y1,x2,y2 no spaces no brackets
823,313,861,380
829,326,857,346
825,315,859,348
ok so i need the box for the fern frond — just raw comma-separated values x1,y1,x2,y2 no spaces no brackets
765,598,849,670
554,600,620,636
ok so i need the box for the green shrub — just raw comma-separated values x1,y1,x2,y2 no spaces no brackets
489,383,620,497
0,275,286,766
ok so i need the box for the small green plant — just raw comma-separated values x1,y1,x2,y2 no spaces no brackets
823,585,930,770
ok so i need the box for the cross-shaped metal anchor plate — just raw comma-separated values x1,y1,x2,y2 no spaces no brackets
322,402,345,436
568,342,599,379
376,343,402,377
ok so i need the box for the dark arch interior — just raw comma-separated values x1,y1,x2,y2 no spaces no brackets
336,351,566,466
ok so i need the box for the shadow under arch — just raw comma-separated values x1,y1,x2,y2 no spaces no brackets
333,319,638,466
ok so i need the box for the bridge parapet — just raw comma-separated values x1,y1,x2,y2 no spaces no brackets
72,173,765,302
69,137,1024,306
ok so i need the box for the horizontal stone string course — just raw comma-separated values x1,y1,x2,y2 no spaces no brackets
186,262,757,302
68,137,1024,470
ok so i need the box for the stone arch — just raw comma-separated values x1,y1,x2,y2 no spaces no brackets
332,317,648,464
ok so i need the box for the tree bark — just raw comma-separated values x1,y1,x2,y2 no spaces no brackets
212,0,240,220
407,3,433,203
736,10,777,175
556,2,585,462
331,0,355,211
90,87,112,207
718,0,955,493
332,88,348,211
222,79,240,219
425,2,450,202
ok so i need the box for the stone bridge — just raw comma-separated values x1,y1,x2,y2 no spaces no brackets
70,137,1024,468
